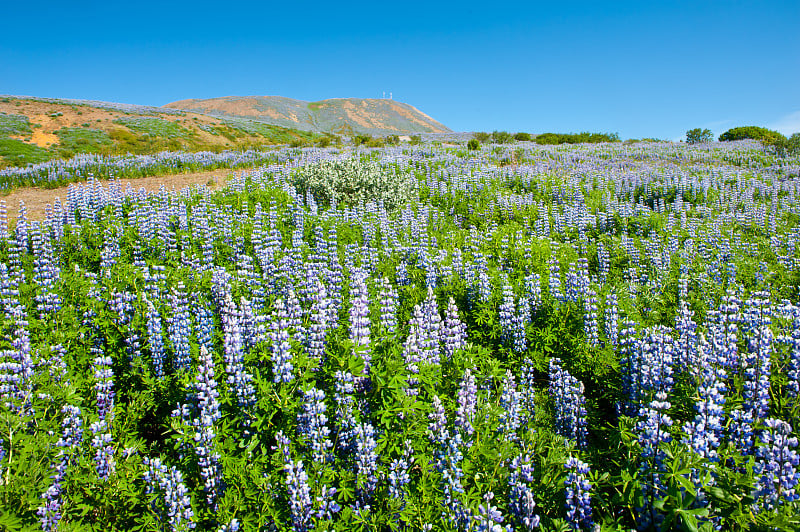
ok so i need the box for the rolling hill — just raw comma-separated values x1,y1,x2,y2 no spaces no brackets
0,96,330,168
163,96,451,136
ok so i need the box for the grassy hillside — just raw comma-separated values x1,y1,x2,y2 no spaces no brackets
0,96,335,169
163,95,451,136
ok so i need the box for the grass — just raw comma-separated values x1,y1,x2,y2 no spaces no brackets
0,113,33,137
113,117,192,139
0,137,51,167
54,128,113,156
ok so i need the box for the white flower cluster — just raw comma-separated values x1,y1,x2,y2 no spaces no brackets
291,158,414,210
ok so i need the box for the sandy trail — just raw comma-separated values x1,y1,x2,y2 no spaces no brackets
1,168,235,222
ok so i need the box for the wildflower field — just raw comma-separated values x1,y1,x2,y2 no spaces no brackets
2,138,800,531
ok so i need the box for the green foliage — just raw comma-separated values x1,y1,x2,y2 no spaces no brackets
513,132,532,141
0,137,51,167
54,128,113,156
768,132,800,158
719,126,786,145
290,157,415,210
534,132,621,145
352,134,372,146
0,113,32,137
113,117,192,139
467,139,480,151
473,131,491,143
491,130,514,144
1,138,799,530
685,128,713,144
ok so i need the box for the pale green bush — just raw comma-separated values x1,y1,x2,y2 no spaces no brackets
291,158,414,210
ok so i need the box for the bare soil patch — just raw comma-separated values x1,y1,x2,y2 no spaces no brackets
1,168,234,222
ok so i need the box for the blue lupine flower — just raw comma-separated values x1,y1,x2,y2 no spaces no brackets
298,387,333,465
742,292,773,424
583,288,599,347
682,338,726,496
754,418,800,510
349,270,372,375
275,431,314,532
38,405,83,531
474,491,507,532
442,297,467,361
306,279,330,367
428,395,449,446
564,456,593,530
499,370,522,442
144,295,166,378
524,273,542,316
604,291,619,347
221,293,255,409
549,358,587,449
353,421,379,503
192,346,222,507
621,325,674,414
499,283,516,349
508,454,540,530
377,276,399,336
636,393,673,531
455,369,478,437
143,456,196,531
270,298,294,384
167,283,193,373
91,420,114,480
548,256,563,304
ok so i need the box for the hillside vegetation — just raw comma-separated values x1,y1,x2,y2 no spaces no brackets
0,96,333,169
163,95,451,136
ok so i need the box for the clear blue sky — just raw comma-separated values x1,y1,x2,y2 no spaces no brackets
2,1,798,140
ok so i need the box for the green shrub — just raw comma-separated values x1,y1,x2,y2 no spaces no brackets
0,137,51,166
352,134,372,146
492,130,513,144
534,132,621,145
0,113,33,137
55,128,113,155
770,132,800,157
467,139,480,151
291,158,414,210
513,132,532,141
474,132,491,143
686,128,713,144
719,126,786,145
113,117,191,139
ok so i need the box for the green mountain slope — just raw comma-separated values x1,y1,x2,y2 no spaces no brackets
163,96,451,135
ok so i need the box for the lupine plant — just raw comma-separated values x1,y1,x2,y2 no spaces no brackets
0,139,798,531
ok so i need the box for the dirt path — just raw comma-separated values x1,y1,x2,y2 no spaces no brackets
1,168,236,222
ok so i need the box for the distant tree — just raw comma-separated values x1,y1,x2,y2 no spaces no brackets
719,126,786,145
513,132,532,141
474,132,491,143
467,139,480,151
686,128,713,144
770,132,800,157
409,135,422,145
352,134,371,146
492,131,513,144
534,133,564,145
385,134,400,145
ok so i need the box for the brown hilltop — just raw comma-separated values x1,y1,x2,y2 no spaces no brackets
163,95,451,136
